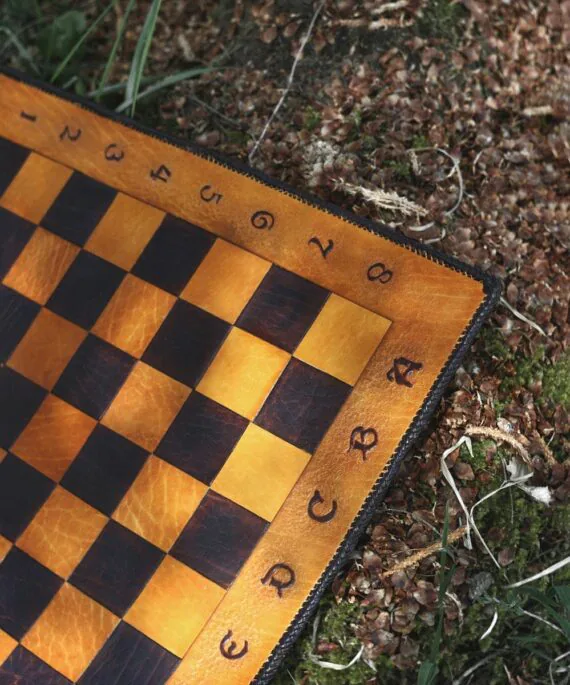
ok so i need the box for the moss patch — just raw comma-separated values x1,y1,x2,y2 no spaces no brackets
543,351,570,409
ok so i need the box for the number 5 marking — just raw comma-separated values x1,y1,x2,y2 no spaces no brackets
200,185,223,204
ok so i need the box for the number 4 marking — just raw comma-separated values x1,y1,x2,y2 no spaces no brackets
150,164,171,182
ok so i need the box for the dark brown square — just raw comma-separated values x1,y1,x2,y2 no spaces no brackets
0,453,54,542
77,622,179,685
0,207,35,280
0,137,29,197
142,300,229,387
255,358,351,453
0,285,39,362
236,265,329,353
47,250,125,329
0,646,72,685
62,425,149,515
41,172,116,246
157,392,248,484
170,490,268,589
132,215,215,295
53,334,135,419
0,547,62,640
0,366,46,450
69,521,163,617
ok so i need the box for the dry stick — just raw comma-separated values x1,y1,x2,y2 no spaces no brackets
452,654,501,685
248,0,326,163
380,525,467,577
500,296,547,337
338,181,427,217
371,0,410,15
535,432,557,466
465,426,532,465
507,556,570,589
406,147,464,237
337,17,415,29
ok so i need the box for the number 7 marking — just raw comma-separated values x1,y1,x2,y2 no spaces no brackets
308,237,334,259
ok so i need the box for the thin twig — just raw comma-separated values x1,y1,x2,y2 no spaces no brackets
519,608,565,635
451,653,501,684
406,147,464,234
371,0,410,15
479,610,499,640
507,556,570,588
380,526,467,577
248,0,326,163
339,181,428,217
549,651,570,685
500,296,547,337
187,93,246,129
465,426,532,465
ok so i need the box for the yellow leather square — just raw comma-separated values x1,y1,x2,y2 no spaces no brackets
22,583,119,682
197,327,290,419
17,487,107,579
0,629,17,665
12,395,96,481
0,535,11,563
102,362,190,451
212,424,310,521
0,153,73,224
294,294,391,385
85,193,165,270
8,308,86,390
125,555,225,657
181,239,271,323
92,273,175,358
3,227,79,304
113,456,207,551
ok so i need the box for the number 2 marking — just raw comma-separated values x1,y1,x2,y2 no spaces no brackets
59,125,82,142
308,237,334,259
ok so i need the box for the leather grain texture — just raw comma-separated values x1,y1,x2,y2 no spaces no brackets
0,68,500,685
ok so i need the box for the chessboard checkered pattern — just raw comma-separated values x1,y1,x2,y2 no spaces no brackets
0,136,390,684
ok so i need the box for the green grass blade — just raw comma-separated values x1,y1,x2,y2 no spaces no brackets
123,0,163,117
96,0,137,102
0,26,40,73
89,72,163,98
115,66,216,114
50,1,116,84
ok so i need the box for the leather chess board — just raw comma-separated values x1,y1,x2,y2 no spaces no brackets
0,68,500,684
